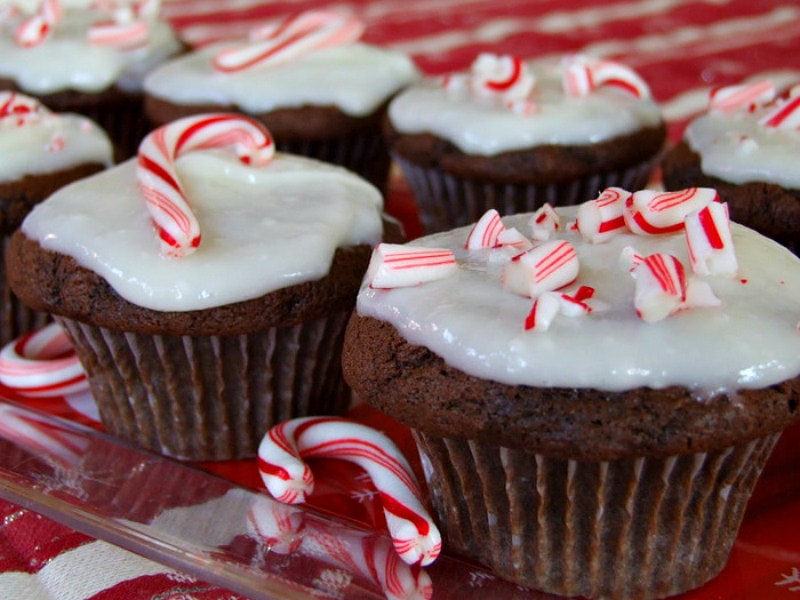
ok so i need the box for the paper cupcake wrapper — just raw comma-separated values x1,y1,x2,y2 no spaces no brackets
414,432,780,600
395,157,657,235
57,312,352,461
0,236,51,346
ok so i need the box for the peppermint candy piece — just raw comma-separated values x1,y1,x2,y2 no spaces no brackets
0,91,47,126
576,187,631,243
88,19,149,49
709,80,776,112
562,54,650,99
469,53,536,104
14,0,62,47
759,94,800,130
136,113,275,258
502,240,579,298
258,416,442,567
465,209,505,249
213,10,364,73
529,203,560,241
0,322,88,398
524,286,596,332
632,253,687,322
685,201,738,277
366,243,457,289
624,187,718,236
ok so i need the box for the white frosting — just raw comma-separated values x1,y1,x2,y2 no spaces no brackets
0,8,183,94
685,109,800,188
21,152,384,311
0,112,113,181
357,208,800,396
387,59,663,156
143,42,421,117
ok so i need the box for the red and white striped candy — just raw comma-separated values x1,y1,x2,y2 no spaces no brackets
496,227,533,252
212,10,364,73
136,113,275,258
88,19,149,49
502,240,579,298
524,285,596,332
759,94,800,130
367,243,457,289
465,209,505,249
0,322,88,399
529,203,561,241
258,416,442,567
246,495,305,555
709,80,776,112
0,91,46,126
576,187,632,243
14,0,62,47
469,53,535,103
563,55,650,99
632,253,687,322
0,403,88,469
624,187,718,236
685,201,738,276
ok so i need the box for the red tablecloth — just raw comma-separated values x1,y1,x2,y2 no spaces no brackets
2,1,800,598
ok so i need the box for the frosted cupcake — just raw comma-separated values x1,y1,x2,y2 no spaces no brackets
0,91,113,344
385,53,666,234
143,10,420,193
7,113,385,461
0,0,183,157
343,188,800,598
662,79,800,253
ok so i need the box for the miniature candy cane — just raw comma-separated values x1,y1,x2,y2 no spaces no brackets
258,416,442,567
685,201,738,277
576,187,632,244
366,243,457,289
469,53,535,104
0,322,88,399
632,253,687,322
88,18,149,49
529,203,561,241
709,80,775,112
212,10,364,73
465,209,505,249
563,55,650,98
502,240,579,298
759,94,800,130
624,187,718,236
14,0,62,47
136,113,275,258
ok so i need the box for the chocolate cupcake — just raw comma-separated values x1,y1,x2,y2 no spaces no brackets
662,79,800,254
7,113,386,461
385,53,666,234
0,1,183,158
143,10,420,194
342,189,800,599
1,91,113,345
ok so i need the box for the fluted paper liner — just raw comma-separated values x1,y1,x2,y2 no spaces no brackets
395,157,657,235
414,432,780,600
57,312,352,461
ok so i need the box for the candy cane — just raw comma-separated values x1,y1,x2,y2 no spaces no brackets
502,240,579,298
632,253,687,322
709,80,775,112
14,0,62,47
465,209,505,249
366,243,457,289
576,187,632,243
246,496,305,555
0,323,88,399
759,94,800,130
685,201,738,277
469,53,535,103
563,55,650,98
136,113,275,258
624,187,718,236
212,10,364,73
529,203,561,241
88,19,149,49
258,416,442,567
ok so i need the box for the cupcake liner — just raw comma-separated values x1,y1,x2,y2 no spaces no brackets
394,156,657,234
414,431,780,600
57,311,353,461
0,235,51,346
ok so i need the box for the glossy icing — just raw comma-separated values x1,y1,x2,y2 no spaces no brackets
387,56,663,155
21,152,384,311
356,207,800,396
0,6,182,94
143,42,420,117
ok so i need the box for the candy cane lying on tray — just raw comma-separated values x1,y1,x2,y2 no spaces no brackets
258,416,442,567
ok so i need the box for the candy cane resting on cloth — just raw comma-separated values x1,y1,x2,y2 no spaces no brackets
136,113,275,258
258,416,442,567
212,10,364,73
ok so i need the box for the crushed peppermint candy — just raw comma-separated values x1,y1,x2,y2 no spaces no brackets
366,243,457,289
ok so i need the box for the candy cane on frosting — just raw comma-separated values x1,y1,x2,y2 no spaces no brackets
366,243,457,289
469,53,536,104
0,91,47,126
563,55,650,98
623,187,718,236
136,113,275,258
759,94,800,130
685,201,738,277
212,10,364,73
709,80,776,112
576,187,631,244
258,416,442,567
88,18,149,49
502,240,579,298
0,322,88,399
14,0,62,47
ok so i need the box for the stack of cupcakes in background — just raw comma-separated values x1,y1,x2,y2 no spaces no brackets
0,91,113,345
143,9,420,194
0,0,184,158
